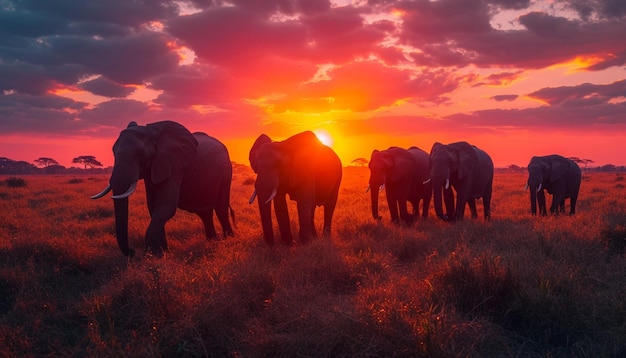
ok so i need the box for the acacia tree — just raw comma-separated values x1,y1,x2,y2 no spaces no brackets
72,156,103,170
351,158,369,167
34,157,59,168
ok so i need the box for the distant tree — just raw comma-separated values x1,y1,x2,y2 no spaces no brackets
72,155,103,170
34,157,59,168
351,158,368,167
0,157,39,174
569,157,594,169
507,164,522,171
581,159,594,169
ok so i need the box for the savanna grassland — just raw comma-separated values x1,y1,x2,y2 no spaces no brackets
0,167,625,357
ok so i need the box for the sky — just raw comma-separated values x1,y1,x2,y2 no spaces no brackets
0,0,625,168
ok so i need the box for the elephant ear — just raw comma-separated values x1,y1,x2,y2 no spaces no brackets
550,157,569,182
283,131,320,188
149,121,198,184
453,142,478,180
249,134,272,173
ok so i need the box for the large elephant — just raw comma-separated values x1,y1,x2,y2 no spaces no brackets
526,155,581,216
428,142,494,222
368,146,431,224
92,121,234,257
248,131,342,246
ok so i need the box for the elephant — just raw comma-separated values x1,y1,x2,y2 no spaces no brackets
91,121,234,257
248,131,342,246
368,146,431,224
427,142,494,222
526,155,581,216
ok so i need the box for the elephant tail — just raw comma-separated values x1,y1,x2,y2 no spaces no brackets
229,205,237,229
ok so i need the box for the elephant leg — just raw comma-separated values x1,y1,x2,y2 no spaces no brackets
422,191,431,219
483,182,492,220
401,200,414,224
408,199,419,220
297,200,315,243
386,192,400,223
323,191,338,237
570,192,578,215
273,194,293,245
455,191,468,221
146,203,177,257
215,205,234,238
198,210,218,239
467,198,478,219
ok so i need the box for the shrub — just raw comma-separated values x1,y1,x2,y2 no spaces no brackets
602,211,626,256
430,250,520,321
4,177,26,187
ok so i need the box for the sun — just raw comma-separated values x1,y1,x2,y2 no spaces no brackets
313,129,333,147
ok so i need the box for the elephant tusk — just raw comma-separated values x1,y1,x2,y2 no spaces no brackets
365,185,370,193
445,178,450,190
422,178,431,185
111,181,138,199
537,183,542,192
524,184,529,191
380,184,385,192
91,184,112,199
264,188,277,205
248,190,257,204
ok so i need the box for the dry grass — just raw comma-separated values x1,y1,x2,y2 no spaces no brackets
0,168,625,357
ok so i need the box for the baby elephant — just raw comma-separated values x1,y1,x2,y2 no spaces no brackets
368,146,431,224
526,155,581,215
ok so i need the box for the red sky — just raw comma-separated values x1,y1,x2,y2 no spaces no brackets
1,0,625,168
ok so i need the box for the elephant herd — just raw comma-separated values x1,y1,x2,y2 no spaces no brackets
92,121,582,257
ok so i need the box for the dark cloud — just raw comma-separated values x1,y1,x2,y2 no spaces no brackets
473,71,523,87
561,0,626,20
0,0,624,156
492,94,518,101
0,93,87,134
48,32,179,85
527,79,626,106
79,99,151,128
78,77,135,98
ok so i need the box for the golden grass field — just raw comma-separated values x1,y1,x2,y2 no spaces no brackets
0,167,625,357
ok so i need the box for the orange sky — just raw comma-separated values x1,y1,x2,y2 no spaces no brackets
1,0,625,168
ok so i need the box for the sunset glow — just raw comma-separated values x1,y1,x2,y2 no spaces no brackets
0,0,625,168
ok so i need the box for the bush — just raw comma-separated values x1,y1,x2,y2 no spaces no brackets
602,211,626,256
4,177,27,187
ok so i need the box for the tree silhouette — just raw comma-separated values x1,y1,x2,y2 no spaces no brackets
569,157,594,169
351,158,369,167
72,156,103,170
34,157,59,168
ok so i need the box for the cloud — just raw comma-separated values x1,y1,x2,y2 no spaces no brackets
527,79,626,106
492,94,519,101
78,77,136,98
0,0,625,166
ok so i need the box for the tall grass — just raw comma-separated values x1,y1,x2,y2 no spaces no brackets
0,169,624,356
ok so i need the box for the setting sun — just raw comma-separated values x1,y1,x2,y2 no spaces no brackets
313,129,334,147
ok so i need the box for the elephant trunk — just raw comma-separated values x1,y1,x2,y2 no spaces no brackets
433,179,454,222
255,172,278,246
109,163,139,257
370,185,381,220
113,197,133,257
258,199,274,246
433,183,447,221
530,185,537,215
